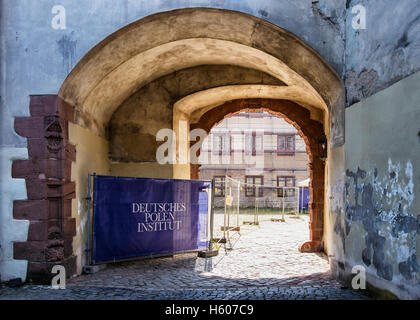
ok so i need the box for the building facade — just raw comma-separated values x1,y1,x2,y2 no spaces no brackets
199,111,309,208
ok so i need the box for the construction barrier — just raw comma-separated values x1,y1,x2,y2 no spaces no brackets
86,174,211,264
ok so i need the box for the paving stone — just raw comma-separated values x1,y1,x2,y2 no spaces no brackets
0,216,368,300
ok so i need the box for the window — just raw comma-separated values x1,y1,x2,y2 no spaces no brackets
255,135,263,154
245,132,263,156
286,136,294,151
245,176,264,197
277,176,295,197
222,135,231,155
213,134,231,155
214,176,225,197
213,135,221,155
277,135,295,153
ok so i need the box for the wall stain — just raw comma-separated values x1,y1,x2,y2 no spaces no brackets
57,32,77,74
339,159,419,283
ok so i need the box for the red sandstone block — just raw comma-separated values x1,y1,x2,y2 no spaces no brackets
65,143,76,162
12,159,40,179
311,180,324,189
14,241,46,262
63,218,76,238
47,184,63,198
45,245,64,262
27,261,50,282
27,255,77,284
26,178,47,200
29,95,58,117
63,200,73,219
311,230,323,242
61,159,72,182
48,199,61,220
26,178,64,200
63,238,74,257
313,188,324,200
14,117,45,138
312,162,325,173
27,221,49,241
27,138,51,160
28,220,69,241
27,138,76,162
12,158,72,181
63,182,76,199
45,160,63,180
13,200,49,220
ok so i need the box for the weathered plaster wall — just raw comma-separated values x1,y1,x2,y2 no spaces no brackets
69,124,110,274
340,71,420,299
0,148,29,281
345,0,420,106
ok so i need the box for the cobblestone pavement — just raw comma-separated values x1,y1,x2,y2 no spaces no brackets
0,215,369,300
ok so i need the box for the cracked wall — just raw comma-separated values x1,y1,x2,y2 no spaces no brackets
339,71,420,299
345,0,420,106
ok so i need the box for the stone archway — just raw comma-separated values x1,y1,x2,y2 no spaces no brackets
13,8,344,282
190,99,325,252
59,8,343,142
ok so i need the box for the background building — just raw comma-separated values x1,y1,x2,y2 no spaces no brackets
199,111,309,208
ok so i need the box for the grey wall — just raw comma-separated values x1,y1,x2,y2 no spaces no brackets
341,71,420,299
345,0,420,106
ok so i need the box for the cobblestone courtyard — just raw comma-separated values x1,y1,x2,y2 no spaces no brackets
0,215,368,300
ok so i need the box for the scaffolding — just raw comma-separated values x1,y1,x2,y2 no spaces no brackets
211,175,300,249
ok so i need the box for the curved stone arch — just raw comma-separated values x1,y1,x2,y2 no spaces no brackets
190,98,325,252
172,84,324,176
59,7,344,145
174,84,324,123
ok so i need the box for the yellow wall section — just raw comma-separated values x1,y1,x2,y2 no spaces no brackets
69,123,111,274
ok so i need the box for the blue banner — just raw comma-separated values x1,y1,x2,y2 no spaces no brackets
299,187,310,212
92,175,210,263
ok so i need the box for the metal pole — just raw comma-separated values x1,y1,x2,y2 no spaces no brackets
227,186,231,242
91,173,97,265
282,188,285,221
300,187,304,214
237,182,240,229
86,173,91,266
297,187,300,215
209,178,215,251
255,186,258,224
223,175,227,240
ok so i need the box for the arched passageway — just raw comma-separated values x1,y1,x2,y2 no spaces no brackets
190,99,325,252
14,8,345,280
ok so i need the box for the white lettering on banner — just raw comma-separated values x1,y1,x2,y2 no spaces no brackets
132,202,187,233
138,220,181,232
